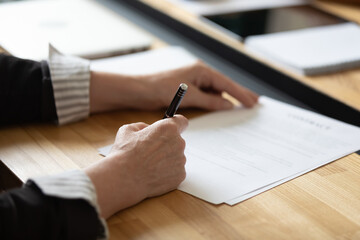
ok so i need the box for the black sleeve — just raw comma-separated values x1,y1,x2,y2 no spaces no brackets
0,181,101,240
0,54,57,126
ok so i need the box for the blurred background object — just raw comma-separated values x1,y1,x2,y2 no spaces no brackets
319,0,360,3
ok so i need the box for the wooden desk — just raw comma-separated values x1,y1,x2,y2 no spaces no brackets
127,0,360,126
1,1,360,239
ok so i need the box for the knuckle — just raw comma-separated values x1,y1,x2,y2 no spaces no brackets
179,138,186,151
209,98,222,110
204,99,216,110
183,117,189,127
120,122,147,134
177,114,188,123
164,121,179,134
126,125,137,132
136,122,148,130
180,168,186,182
180,155,187,166
174,160,186,184
157,122,170,133
189,60,205,74
175,115,189,129
194,60,205,69
119,124,130,131
139,122,148,127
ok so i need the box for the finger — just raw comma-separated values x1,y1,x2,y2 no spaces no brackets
199,64,259,107
149,114,189,135
155,114,189,134
119,122,148,135
211,72,257,107
188,88,234,110
130,122,149,131
167,115,189,133
243,87,259,103
234,86,259,107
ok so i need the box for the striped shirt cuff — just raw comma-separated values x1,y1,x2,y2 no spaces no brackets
31,170,108,240
48,44,90,125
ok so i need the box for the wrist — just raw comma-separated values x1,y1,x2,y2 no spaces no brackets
135,74,167,109
85,153,147,218
139,72,175,109
89,71,165,113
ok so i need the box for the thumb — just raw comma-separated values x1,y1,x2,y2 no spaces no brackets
131,122,149,131
169,114,189,133
152,114,189,134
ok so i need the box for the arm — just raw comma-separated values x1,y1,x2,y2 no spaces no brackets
0,179,102,240
1,48,258,126
0,54,57,126
90,61,258,114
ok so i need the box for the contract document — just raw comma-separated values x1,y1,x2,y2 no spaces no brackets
180,96,360,205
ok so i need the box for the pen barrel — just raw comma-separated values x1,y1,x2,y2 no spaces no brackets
163,84,187,118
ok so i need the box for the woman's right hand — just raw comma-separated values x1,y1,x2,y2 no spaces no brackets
85,115,188,219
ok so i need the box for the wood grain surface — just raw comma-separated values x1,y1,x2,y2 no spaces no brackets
108,153,360,240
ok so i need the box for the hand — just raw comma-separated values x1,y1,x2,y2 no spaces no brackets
89,61,258,113
85,115,188,219
145,61,259,110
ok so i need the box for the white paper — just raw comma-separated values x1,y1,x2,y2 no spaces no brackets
245,23,360,75
180,96,360,204
225,167,310,205
166,0,308,16
91,46,197,75
98,145,112,157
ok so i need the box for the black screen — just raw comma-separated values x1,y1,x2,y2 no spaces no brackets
204,5,347,39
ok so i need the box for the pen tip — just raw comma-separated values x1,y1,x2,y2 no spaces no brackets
180,83,188,91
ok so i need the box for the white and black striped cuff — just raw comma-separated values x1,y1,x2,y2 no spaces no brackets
48,45,90,125
31,170,108,240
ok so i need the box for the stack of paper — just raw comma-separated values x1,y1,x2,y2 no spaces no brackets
180,96,360,205
245,23,360,75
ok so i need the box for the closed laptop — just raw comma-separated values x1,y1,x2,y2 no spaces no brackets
0,0,153,60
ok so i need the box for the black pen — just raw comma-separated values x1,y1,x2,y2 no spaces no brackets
163,83,188,119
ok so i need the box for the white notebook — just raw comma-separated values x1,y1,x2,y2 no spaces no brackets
91,46,198,75
245,22,360,75
0,0,152,60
